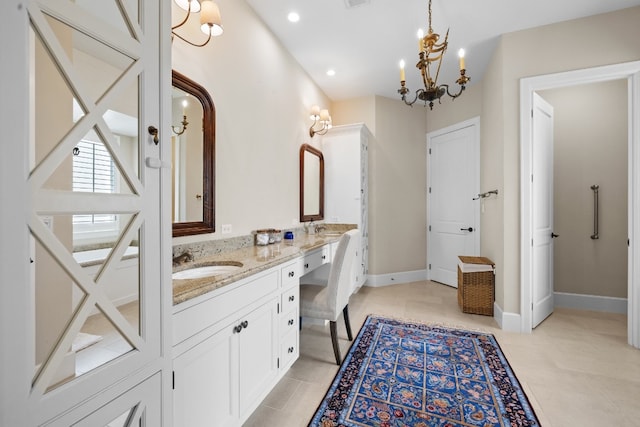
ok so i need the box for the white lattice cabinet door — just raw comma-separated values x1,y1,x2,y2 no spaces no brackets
1,1,171,425
323,123,371,292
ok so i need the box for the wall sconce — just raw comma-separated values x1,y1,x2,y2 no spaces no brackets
309,105,332,137
172,0,224,47
172,100,189,135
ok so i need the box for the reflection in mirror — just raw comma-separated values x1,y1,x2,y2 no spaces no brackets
30,12,142,393
299,144,324,222
172,70,215,237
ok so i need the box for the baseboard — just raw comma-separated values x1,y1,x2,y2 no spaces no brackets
493,302,522,332
554,292,627,314
365,270,428,287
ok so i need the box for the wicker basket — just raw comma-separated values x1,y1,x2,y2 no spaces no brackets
457,256,495,316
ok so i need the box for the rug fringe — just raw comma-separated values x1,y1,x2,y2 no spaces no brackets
365,313,494,335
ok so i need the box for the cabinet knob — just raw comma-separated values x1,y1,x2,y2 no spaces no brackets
322,255,326,260
288,347,294,353
288,271,295,278
241,320,248,328
288,295,295,302
304,263,309,269
233,325,242,334
288,319,294,326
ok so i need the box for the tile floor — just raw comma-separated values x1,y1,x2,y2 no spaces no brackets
244,281,640,427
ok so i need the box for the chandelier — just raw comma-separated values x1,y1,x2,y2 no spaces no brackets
397,0,470,109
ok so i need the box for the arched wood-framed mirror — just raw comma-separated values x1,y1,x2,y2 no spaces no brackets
299,143,324,222
172,70,215,237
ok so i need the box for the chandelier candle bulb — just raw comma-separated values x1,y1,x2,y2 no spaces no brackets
399,60,406,82
458,48,465,70
310,105,320,118
319,109,330,122
417,29,424,51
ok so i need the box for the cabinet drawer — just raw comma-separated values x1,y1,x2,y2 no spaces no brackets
281,259,302,290
280,329,298,371
280,308,298,336
302,247,330,275
281,286,299,315
173,270,278,346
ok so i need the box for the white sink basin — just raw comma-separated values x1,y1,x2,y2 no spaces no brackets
172,263,243,280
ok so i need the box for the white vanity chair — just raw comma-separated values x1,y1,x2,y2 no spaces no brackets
299,229,360,365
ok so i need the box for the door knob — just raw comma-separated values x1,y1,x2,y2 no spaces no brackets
460,227,474,232
551,232,559,238
147,125,159,145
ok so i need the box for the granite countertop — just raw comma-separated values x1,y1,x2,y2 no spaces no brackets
172,232,344,305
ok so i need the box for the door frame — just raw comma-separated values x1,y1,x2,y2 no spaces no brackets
427,116,481,285
520,61,640,348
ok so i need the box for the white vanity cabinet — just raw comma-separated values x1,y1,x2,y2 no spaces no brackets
323,123,370,292
279,260,302,371
172,269,280,426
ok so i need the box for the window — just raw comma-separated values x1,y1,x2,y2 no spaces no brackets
72,140,118,236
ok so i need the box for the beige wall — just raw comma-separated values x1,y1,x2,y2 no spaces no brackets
486,6,640,312
540,80,628,298
171,0,330,244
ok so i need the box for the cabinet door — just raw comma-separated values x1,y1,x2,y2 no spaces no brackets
238,298,279,418
173,325,237,427
2,0,168,424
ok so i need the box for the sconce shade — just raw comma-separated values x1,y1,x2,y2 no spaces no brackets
200,1,224,36
175,0,201,13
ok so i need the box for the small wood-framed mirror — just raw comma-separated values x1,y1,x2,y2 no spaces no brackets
172,70,215,237
299,143,324,222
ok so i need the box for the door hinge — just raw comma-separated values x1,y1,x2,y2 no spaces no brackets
172,371,175,390
531,302,534,311
531,109,534,118
428,148,431,154
428,225,431,232
531,174,533,183
428,187,431,194
428,264,431,270
531,238,534,247
277,303,280,314
277,357,280,369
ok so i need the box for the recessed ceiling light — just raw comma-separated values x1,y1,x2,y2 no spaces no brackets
287,12,300,23
326,69,336,77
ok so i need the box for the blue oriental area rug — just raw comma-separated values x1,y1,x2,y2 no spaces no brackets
309,316,539,427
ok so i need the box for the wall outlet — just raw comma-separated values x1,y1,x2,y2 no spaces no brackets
221,224,232,234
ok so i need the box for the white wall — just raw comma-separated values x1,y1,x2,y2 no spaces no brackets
171,0,330,244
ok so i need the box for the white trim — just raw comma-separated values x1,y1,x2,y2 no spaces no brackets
365,270,428,287
493,302,522,332
554,292,627,314
520,61,640,348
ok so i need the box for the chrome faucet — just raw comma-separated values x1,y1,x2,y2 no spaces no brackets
173,250,193,266
315,224,327,234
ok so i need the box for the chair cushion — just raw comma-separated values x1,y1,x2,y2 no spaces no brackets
299,284,339,321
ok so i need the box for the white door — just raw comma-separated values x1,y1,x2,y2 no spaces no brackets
427,118,480,287
0,1,169,424
532,93,555,327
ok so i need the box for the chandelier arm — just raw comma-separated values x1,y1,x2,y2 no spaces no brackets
171,29,212,47
444,84,465,100
401,89,423,107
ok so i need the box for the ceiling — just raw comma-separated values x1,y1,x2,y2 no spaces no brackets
245,0,640,102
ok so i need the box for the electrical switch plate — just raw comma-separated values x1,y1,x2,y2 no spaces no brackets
221,224,232,234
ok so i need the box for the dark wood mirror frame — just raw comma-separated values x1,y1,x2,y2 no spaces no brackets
299,143,324,222
172,70,215,237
